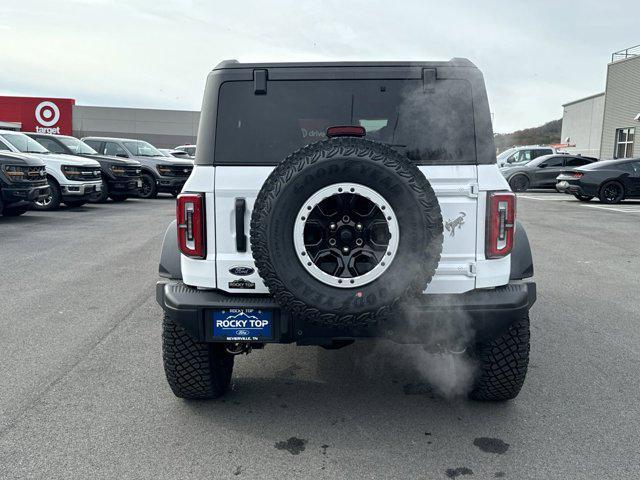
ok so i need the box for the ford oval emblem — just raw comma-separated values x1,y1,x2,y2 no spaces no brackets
236,330,250,336
229,266,255,276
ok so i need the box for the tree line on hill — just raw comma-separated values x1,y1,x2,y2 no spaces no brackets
494,119,562,153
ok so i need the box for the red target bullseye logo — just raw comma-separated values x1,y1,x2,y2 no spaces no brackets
35,101,60,127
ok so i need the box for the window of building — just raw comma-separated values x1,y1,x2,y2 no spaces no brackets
615,128,635,159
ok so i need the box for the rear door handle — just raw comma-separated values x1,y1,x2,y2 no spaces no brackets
235,198,247,252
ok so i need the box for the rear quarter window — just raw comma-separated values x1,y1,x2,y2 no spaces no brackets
214,79,478,165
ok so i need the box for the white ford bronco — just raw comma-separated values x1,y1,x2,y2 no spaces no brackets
157,60,536,402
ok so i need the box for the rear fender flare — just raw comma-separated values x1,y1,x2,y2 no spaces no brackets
510,220,534,279
159,220,182,279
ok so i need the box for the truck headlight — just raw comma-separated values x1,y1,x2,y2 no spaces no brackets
110,165,126,175
156,165,172,176
2,165,25,181
61,165,81,178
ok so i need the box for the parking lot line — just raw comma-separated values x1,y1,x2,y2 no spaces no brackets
582,204,640,213
518,195,571,202
518,194,640,213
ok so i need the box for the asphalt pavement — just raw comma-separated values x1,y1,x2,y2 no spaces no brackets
0,192,639,479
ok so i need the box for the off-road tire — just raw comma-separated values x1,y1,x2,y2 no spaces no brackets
469,311,530,401
251,137,443,328
162,314,234,399
2,206,29,216
139,173,158,199
33,177,61,211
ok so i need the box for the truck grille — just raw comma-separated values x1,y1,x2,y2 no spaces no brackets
61,165,101,181
122,166,142,177
158,165,193,177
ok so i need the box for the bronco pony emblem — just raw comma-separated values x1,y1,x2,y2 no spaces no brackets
444,212,466,237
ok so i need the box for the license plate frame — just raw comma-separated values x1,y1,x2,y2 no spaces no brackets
210,308,273,341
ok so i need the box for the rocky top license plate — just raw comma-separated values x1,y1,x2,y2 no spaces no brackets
212,308,273,341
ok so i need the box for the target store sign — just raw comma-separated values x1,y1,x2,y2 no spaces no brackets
0,96,75,135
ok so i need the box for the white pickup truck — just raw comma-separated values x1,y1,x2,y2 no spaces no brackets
156,59,536,402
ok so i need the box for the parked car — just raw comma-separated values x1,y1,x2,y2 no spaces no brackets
0,130,102,210
0,151,49,216
158,148,193,160
496,145,562,167
500,154,597,192
26,133,142,203
556,158,640,203
174,144,196,157
156,59,536,402
82,137,193,198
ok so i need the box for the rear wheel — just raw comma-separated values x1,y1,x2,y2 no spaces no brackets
508,175,530,192
469,311,530,401
139,173,158,199
573,194,593,202
162,314,234,399
33,178,61,211
598,181,624,204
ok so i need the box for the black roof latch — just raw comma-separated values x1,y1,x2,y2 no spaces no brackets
254,69,267,95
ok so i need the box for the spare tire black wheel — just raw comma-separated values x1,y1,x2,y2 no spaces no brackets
250,137,444,328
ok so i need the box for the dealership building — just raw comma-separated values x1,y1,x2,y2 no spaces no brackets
561,45,640,160
0,97,199,149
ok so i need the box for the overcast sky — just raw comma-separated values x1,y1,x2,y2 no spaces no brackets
1,0,637,132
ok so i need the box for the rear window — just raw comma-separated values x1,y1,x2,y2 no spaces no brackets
214,79,477,165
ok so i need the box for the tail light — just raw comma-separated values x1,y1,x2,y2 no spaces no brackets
571,172,583,179
326,125,366,138
177,193,206,258
486,191,516,259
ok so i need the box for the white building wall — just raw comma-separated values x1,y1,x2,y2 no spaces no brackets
561,93,605,158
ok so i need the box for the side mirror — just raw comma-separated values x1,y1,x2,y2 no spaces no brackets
116,153,128,158
538,163,547,169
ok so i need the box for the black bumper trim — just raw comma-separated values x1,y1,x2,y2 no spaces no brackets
157,281,536,345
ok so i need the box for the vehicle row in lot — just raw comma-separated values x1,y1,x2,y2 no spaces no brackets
0,130,103,210
83,137,193,199
26,133,142,203
500,154,596,192
556,158,640,203
498,150,640,204
0,131,193,216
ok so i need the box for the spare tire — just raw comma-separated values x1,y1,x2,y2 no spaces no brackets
250,137,443,327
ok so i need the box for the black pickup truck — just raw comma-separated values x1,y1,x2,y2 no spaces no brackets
0,152,49,216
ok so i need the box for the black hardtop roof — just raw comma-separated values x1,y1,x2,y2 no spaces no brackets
213,58,477,70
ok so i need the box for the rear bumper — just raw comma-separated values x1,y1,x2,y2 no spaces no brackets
156,280,536,346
